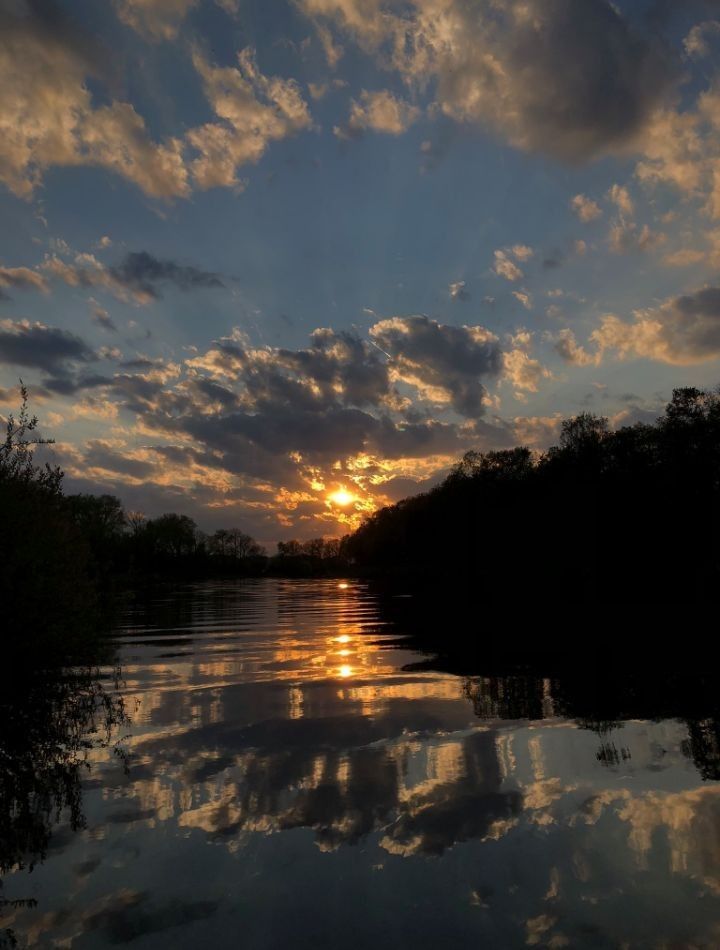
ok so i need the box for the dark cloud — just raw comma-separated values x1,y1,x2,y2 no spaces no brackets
82,441,156,480
43,373,111,395
370,315,503,417
109,252,224,299
90,303,117,332
303,0,677,163
82,891,219,945
192,405,379,459
0,320,95,373
594,284,720,363
2,0,113,82
543,254,563,270
488,0,676,161
191,327,394,412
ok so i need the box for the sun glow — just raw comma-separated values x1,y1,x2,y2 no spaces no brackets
328,488,355,506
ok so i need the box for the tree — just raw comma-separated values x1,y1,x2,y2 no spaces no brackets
66,494,126,541
0,385,100,657
227,528,264,558
126,511,147,535
147,513,198,558
0,382,61,495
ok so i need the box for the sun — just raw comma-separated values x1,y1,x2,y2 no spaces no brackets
328,488,355,507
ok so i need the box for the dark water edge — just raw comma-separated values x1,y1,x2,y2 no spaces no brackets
4,578,720,949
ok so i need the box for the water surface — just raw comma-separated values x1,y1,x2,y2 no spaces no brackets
4,579,720,948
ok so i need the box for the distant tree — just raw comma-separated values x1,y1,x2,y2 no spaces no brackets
126,510,147,535
147,513,198,558
227,528,264,558
344,389,720,599
451,447,534,481
303,538,327,559
209,528,231,557
66,494,126,541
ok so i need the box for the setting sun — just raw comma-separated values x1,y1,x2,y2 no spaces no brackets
328,488,355,507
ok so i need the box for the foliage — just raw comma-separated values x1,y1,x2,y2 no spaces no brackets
273,537,347,576
343,387,720,601
0,385,100,660
0,665,128,947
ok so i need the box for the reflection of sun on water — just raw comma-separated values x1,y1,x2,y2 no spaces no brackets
339,664,353,678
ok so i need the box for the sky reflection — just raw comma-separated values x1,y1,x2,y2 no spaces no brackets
4,580,720,949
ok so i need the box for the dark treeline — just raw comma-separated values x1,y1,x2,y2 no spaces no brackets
0,387,348,653
7,383,720,654
344,386,720,603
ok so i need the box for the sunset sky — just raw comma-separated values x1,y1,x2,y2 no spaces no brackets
4,0,720,545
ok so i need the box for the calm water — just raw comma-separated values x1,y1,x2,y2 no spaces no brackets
4,579,720,948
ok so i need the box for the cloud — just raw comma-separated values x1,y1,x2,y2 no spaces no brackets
549,328,599,366
663,248,707,267
316,22,344,68
571,194,602,222
511,244,534,262
25,316,549,538
0,2,189,199
38,250,223,303
684,21,720,58
187,48,312,190
0,319,95,373
334,90,420,138
115,0,198,41
308,82,329,100
607,184,634,216
448,280,469,301
503,347,551,393
89,299,118,333
608,220,666,254
0,265,48,299
493,250,523,282
115,0,240,41
41,253,146,303
0,9,310,200
14,315,549,541
187,326,395,412
608,218,667,254
512,290,533,310
591,285,720,364
370,315,503,417
109,251,224,299
298,0,676,162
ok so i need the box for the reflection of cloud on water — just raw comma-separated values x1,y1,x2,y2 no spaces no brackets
10,580,720,949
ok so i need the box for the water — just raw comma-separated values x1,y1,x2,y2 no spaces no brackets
4,579,720,948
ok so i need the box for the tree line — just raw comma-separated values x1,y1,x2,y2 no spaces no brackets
6,383,720,656
0,386,349,655
343,386,720,603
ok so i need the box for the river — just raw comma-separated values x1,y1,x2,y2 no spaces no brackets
3,579,720,948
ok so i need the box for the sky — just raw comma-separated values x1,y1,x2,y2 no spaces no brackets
4,0,720,546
